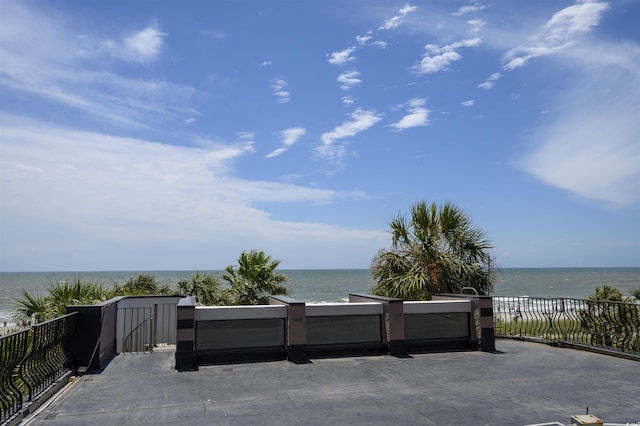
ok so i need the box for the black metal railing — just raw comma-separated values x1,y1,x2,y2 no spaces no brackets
0,312,78,423
493,296,640,355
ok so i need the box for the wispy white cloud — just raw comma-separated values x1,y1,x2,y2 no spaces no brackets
413,38,482,74
327,46,357,65
317,109,382,159
342,96,357,106
478,72,502,89
259,61,272,68
467,18,486,34
356,31,386,49
452,2,490,17
356,31,372,45
380,4,417,30
503,0,610,70
266,127,306,158
337,70,362,90
0,115,385,269
78,24,166,63
270,78,291,103
390,98,430,131
521,63,640,207
372,41,388,49
121,25,166,62
460,99,474,107
0,2,194,128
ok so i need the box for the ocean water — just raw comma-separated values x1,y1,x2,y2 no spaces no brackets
1,267,639,325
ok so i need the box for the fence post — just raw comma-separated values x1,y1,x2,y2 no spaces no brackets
270,295,307,363
478,295,496,352
175,296,197,371
349,293,406,357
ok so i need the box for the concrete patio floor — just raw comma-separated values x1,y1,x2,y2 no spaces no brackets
23,340,639,425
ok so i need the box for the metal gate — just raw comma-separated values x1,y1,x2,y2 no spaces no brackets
117,298,179,353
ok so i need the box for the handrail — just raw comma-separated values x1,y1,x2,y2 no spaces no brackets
123,312,154,353
0,312,78,423
493,296,640,356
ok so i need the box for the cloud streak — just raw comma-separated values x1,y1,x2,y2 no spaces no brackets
337,70,362,90
413,38,482,74
390,98,430,131
452,2,490,17
266,127,307,158
0,2,195,128
0,116,385,269
478,72,502,89
503,0,609,70
327,46,357,66
120,25,166,62
317,109,382,160
270,78,291,103
379,4,417,30
521,65,640,207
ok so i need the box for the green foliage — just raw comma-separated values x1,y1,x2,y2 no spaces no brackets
177,273,231,306
628,287,640,302
370,201,495,300
580,286,639,350
579,300,640,351
14,278,109,323
587,285,625,302
13,274,177,323
223,250,291,305
111,274,173,296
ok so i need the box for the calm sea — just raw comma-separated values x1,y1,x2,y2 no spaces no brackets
1,268,639,324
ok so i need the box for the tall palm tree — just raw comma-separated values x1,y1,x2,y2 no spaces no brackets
370,201,495,300
223,250,291,305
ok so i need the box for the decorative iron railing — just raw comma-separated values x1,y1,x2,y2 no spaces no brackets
0,312,78,424
493,296,640,355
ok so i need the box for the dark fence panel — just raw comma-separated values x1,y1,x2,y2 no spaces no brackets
493,296,640,355
0,329,29,423
0,312,78,424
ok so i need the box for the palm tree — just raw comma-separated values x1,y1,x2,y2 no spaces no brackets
177,273,231,306
588,285,624,302
223,250,291,305
111,274,173,296
370,201,495,300
14,278,110,323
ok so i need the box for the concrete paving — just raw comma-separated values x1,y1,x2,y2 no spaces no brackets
23,340,639,425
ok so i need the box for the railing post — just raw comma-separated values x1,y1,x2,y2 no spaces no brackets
478,295,495,352
270,295,307,363
153,303,158,349
175,296,197,371
349,293,406,357
433,293,495,352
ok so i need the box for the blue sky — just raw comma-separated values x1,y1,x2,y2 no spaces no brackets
1,0,639,271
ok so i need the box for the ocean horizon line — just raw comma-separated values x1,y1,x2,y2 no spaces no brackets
2,266,639,274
